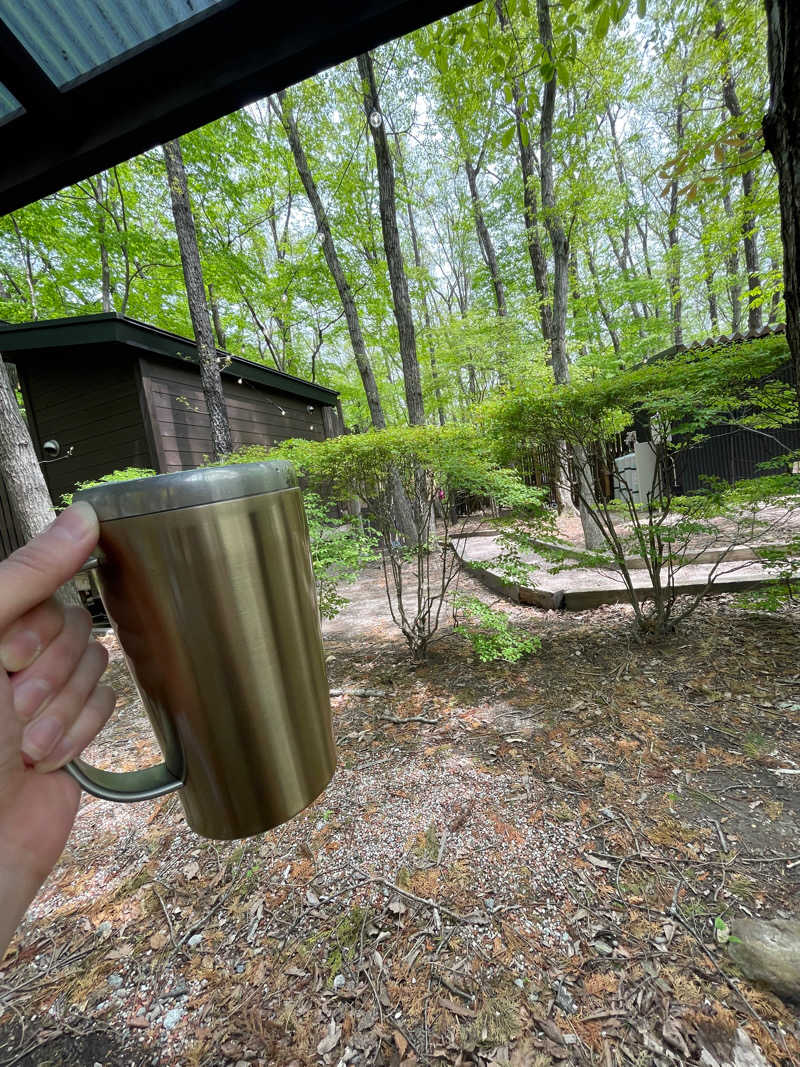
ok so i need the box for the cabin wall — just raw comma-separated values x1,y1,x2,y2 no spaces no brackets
15,349,153,505
139,357,328,471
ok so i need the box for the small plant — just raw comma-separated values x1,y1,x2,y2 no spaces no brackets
453,594,541,664
61,467,157,507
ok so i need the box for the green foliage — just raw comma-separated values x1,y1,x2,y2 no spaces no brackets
210,444,378,619
453,594,541,663
484,340,800,637
61,467,156,507
274,424,548,659
303,491,380,619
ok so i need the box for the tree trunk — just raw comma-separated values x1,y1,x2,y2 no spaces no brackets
537,0,603,548
667,78,687,348
0,357,80,604
208,283,227,350
722,186,743,332
464,158,507,318
494,0,552,342
272,92,388,430
763,0,800,412
392,127,446,426
357,52,425,426
162,139,232,460
272,91,416,539
717,18,763,333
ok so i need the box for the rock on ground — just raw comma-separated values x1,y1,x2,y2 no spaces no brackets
728,917,800,1001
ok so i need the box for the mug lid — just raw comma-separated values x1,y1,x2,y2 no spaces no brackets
74,461,297,521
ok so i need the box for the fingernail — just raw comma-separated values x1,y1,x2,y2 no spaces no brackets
53,502,98,544
22,715,63,762
13,678,51,721
0,630,42,672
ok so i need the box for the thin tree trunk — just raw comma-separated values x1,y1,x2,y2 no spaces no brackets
208,284,227,350
717,17,763,333
357,52,425,426
271,91,387,430
763,0,800,411
722,186,743,332
537,0,603,548
464,158,507,318
162,139,232,460
494,0,552,342
95,173,112,313
271,91,415,539
667,77,687,348
392,127,446,426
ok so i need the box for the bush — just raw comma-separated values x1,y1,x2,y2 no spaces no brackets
453,595,541,663
61,467,156,507
274,425,549,660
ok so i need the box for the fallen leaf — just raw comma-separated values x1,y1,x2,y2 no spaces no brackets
394,1030,408,1057
149,930,169,950
317,1018,340,1056
183,860,200,880
127,1014,148,1029
438,997,476,1019
306,888,320,907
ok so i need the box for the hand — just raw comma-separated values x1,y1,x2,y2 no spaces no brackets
0,503,115,956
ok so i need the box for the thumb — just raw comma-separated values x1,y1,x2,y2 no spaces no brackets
0,504,98,634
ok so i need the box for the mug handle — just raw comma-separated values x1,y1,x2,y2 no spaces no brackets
64,559,186,803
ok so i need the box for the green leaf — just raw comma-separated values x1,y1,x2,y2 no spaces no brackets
540,60,556,82
637,0,646,15
501,125,516,150
519,122,530,148
594,7,611,39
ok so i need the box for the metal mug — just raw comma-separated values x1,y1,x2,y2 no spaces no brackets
65,461,336,840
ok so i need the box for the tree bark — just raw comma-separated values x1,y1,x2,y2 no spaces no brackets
722,185,743,332
667,77,687,348
763,0,800,412
494,0,552,342
271,91,388,430
208,283,227,350
162,139,232,460
464,158,507,318
357,52,425,426
717,17,763,333
537,0,603,549
0,357,80,604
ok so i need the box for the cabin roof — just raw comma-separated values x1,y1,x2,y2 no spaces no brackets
0,312,339,406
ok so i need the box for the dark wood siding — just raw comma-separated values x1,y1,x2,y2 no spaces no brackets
16,349,153,504
139,358,327,472
673,363,800,492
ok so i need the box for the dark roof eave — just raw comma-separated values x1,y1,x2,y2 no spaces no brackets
0,312,339,405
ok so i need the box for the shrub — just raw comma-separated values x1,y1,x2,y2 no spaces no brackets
61,467,156,507
453,595,541,663
274,425,548,660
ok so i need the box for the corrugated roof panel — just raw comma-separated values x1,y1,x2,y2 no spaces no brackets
0,82,22,122
0,0,229,88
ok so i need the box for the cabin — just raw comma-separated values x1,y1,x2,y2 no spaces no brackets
0,313,343,559
616,325,800,502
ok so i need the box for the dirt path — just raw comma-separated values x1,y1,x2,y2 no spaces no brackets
1,570,798,1065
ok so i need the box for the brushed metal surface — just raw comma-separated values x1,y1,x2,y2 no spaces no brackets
83,485,335,839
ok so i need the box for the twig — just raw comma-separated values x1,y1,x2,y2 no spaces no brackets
711,819,729,854
372,879,488,925
151,885,178,950
377,714,438,725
